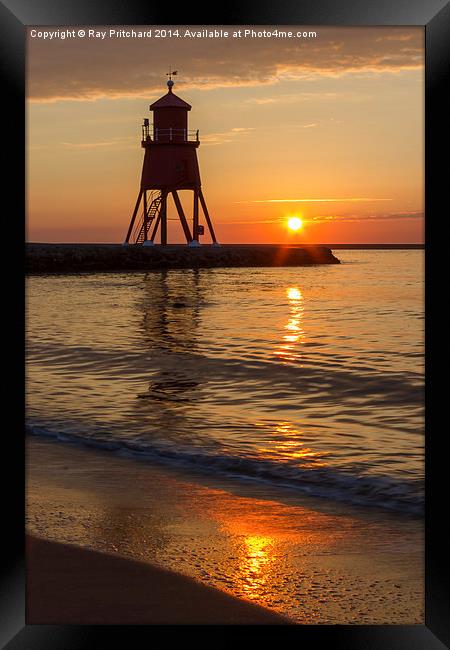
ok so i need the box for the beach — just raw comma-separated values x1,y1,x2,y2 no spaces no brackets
25,251,424,624
27,535,289,625
26,437,423,625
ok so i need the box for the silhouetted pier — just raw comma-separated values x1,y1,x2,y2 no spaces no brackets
26,243,340,274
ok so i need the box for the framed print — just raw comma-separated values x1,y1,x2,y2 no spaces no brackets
1,0,448,647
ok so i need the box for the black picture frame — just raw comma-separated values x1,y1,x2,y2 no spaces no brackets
2,0,448,647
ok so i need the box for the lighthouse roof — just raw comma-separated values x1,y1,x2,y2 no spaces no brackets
150,90,192,111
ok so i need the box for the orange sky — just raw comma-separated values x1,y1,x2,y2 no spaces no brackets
27,26,424,244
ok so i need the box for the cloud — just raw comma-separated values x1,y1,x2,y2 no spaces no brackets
58,135,136,149
60,140,117,148
246,92,340,105
247,97,277,105
218,218,282,225
219,210,423,226
375,34,414,42
234,197,393,204
201,127,255,146
27,27,424,103
308,211,423,223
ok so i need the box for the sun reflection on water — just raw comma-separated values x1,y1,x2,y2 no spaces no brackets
239,535,274,599
277,287,305,362
200,491,349,609
257,421,328,468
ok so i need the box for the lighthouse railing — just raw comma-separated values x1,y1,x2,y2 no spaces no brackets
142,126,199,143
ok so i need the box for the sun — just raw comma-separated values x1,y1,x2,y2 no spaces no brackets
288,217,303,231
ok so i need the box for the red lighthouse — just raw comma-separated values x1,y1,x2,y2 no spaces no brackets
125,72,218,246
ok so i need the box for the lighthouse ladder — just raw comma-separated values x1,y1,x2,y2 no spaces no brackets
135,193,162,244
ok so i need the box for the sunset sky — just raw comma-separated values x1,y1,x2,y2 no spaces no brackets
27,26,424,244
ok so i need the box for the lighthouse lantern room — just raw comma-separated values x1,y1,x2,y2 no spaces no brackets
125,72,218,246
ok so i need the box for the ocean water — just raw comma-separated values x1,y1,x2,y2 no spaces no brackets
26,250,424,516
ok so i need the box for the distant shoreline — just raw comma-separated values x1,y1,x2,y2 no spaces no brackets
25,243,423,274
28,242,424,249
316,243,423,249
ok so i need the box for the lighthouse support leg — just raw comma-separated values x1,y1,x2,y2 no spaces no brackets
143,191,148,241
172,191,193,243
193,190,199,241
125,189,143,243
199,189,217,244
160,191,168,245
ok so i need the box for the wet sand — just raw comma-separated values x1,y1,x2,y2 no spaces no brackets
27,535,289,624
26,437,424,625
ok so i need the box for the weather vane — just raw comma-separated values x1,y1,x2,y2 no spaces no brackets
166,67,178,81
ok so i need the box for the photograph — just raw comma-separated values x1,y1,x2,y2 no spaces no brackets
24,24,427,627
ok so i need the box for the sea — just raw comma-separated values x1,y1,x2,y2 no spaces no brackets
26,250,424,517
